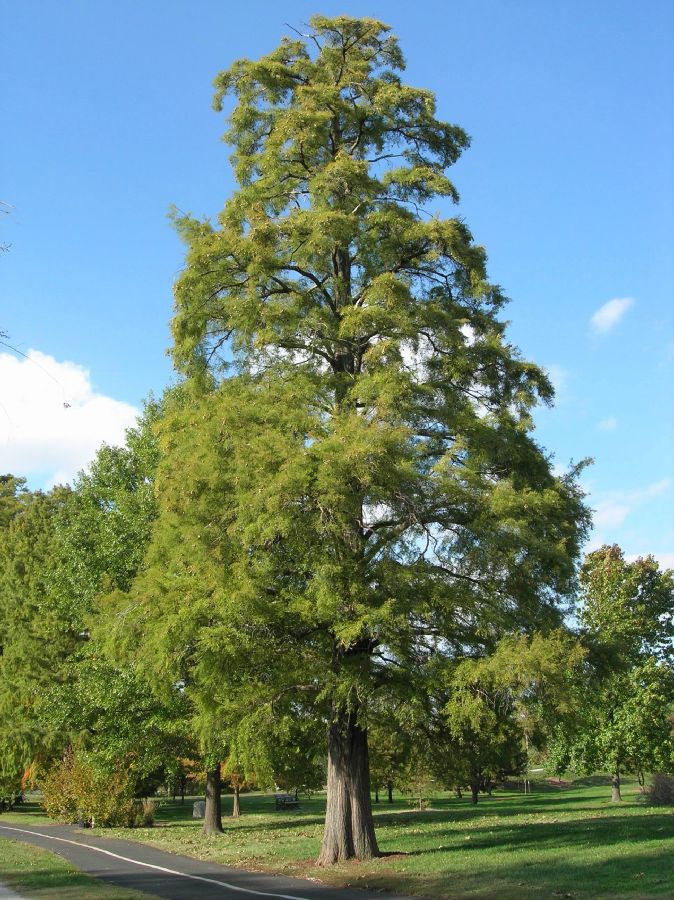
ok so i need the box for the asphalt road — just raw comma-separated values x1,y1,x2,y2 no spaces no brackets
0,823,414,900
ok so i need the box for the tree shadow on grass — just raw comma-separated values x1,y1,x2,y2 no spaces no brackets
404,811,674,856
371,799,634,830
572,775,615,787
147,814,328,833
399,847,674,898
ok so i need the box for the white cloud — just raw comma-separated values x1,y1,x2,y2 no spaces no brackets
400,337,432,383
654,552,674,570
460,323,476,346
590,477,672,531
597,416,617,431
590,297,634,333
544,364,567,393
639,477,672,500
0,349,139,488
584,534,606,554
594,502,630,528
625,551,674,571
539,364,571,407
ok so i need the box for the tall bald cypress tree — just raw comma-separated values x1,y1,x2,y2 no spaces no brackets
162,16,589,863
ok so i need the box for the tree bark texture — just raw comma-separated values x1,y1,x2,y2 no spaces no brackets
611,771,622,802
202,764,224,834
232,784,241,817
470,782,479,805
317,707,380,865
387,780,393,803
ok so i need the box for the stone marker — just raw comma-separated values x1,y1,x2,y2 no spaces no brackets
192,800,205,819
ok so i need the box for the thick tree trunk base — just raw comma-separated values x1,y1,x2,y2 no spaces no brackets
317,709,380,865
202,764,224,835
611,772,622,803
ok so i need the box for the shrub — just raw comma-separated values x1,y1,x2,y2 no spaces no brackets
141,797,155,826
41,749,135,826
129,797,156,827
41,749,92,824
647,773,674,806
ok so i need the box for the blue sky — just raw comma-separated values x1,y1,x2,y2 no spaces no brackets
2,0,673,567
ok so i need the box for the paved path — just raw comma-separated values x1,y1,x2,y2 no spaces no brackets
0,882,21,899
0,824,413,900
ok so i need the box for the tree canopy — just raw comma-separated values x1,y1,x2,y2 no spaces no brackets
108,15,591,863
548,546,674,800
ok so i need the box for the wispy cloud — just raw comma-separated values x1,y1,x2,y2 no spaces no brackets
0,349,138,489
625,551,674,571
594,502,630,528
640,478,672,499
653,552,674,570
591,477,672,531
597,416,617,431
590,297,634,333
542,364,570,403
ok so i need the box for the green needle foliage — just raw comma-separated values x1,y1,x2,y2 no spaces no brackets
130,16,589,863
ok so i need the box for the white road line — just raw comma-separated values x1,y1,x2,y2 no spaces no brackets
0,825,313,900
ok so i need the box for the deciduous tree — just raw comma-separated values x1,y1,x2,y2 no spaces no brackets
0,487,74,792
550,546,674,800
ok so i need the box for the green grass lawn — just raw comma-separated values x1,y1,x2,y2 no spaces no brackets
0,837,149,898
4,778,673,898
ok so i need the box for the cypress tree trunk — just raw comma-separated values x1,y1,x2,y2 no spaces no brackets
611,771,622,802
470,781,479,805
202,764,224,834
374,787,379,803
317,706,379,865
232,783,241,817
387,780,393,803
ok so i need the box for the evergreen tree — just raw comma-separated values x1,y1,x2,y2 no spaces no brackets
136,16,588,862
103,387,237,835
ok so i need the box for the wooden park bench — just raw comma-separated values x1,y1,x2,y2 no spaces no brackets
274,793,299,810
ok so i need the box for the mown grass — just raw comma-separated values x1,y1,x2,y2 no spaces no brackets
0,837,148,898
4,778,673,898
